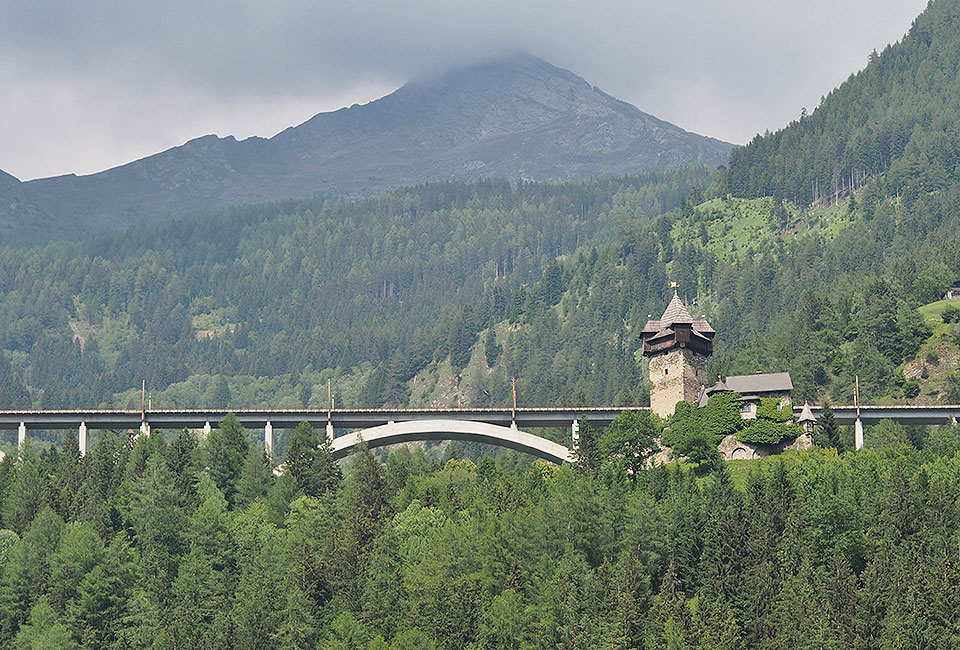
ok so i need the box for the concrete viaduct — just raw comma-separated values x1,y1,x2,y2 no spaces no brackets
0,405,957,461
0,407,635,463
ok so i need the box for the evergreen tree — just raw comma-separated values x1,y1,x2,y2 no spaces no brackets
220,412,249,457
166,427,201,510
359,526,404,641
574,418,600,473
231,504,285,650
1,444,45,534
169,488,235,649
820,404,842,451
0,507,65,641
203,414,248,505
265,472,302,526
12,596,76,650
67,565,118,649
123,455,187,588
285,421,319,492
111,587,165,650
47,521,105,611
313,432,342,498
236,447,275,508
274,586,318,650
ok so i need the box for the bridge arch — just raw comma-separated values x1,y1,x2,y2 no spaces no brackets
330,419,574,464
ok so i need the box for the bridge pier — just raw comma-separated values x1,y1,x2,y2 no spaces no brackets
854,417,864,451
140,421,150,437
202,421,212,438
265,421,274,457
78,422,88,457
18,422,26,448
571,419,580,447
326,421,334,444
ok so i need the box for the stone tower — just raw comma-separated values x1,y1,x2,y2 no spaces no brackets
641,291,715,417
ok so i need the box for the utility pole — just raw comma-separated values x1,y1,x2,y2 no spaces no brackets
854,375,864,450
511,377,517,426
326,378,335,444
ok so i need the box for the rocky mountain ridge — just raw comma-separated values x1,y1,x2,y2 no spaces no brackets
0,54,731,245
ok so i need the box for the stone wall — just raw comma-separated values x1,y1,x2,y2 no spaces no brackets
718,431,814,461
651,431,814,466
649,347,708,417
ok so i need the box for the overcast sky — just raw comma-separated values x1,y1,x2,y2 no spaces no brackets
0,0,929,181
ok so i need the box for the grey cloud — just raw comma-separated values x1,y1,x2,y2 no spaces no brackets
0,0,929,179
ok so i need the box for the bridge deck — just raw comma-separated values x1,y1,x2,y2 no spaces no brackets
0,407,638,431
0,404,956,431
804,405,960,426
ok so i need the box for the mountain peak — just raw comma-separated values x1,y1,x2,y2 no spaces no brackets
396,52,596,117
407,52,585,88
3,55,732,244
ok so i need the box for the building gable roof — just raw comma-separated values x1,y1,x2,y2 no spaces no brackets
717,372,794,395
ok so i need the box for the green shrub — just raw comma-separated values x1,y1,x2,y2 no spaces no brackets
941,304,960,323
756,397,793,422
948,322,960,346
665,394,744,448
945,373,960,403
736,420,803,445
903,379,921,398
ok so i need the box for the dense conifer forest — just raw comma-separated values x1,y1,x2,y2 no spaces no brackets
0,415,957,649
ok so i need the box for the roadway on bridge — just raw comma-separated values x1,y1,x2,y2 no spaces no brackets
0,406,634,431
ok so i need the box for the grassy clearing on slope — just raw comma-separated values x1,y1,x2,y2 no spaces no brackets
900,297,960,402
903,339,959,401
664,448,813,491
669,196,857,264
919,297,960,331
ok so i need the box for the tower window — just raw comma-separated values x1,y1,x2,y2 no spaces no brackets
664,368,669,375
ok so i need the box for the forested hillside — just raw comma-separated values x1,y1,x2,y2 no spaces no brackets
724,0,960,206
475,0,960,407
696,0,960,402
0,170,712,419
540,187,957,404
2,160,959,431
0,416,958,649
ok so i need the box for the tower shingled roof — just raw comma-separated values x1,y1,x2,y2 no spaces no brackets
642,291,711,334
641,290,715,359
659,292,694,325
